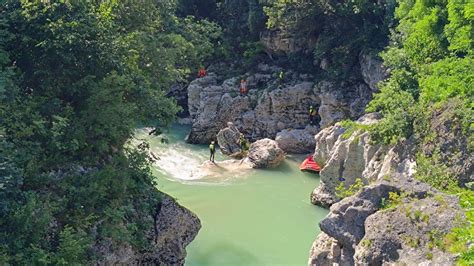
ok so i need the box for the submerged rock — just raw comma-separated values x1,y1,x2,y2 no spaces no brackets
216,122,243,157
275,125,319,154
247,138,285,168
97,194,200,265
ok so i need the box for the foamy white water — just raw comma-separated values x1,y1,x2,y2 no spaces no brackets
151,143,208,180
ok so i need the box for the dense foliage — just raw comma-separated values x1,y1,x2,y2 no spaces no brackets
364,0,473,262
0,1,218,263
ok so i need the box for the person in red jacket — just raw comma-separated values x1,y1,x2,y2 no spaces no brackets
240,79,248,96
198,67,207,78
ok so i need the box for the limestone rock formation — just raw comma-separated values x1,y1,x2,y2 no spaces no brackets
186,68,375,145
311,113,395,207
247,138,285,168
309,182,464,265
359,53,388,92
216,122,243,157
186,72,319,143
98,194,201,265
260,30,317,54
308,112,466,265
275,125,319,154
316,81,373,128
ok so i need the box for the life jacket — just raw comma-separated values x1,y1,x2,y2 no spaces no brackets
309,107,317,116
209,143,215,152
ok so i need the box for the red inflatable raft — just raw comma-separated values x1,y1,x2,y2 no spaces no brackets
299,155,321,173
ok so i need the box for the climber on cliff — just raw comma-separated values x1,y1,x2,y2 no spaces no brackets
309,105,318,125
240,79,248,96
209,141,216,163
239,133,248,152
278,70,285,84
198,67,207,78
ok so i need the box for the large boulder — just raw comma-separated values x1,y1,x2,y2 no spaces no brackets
247,138,285,168
216,122,243,157
275,125,319,154
98,194,201,265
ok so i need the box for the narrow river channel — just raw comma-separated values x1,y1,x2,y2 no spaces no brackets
136,124,328,266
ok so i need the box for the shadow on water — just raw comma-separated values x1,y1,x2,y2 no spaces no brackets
189,241,260,266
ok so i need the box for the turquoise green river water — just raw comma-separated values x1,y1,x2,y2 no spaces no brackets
135,125,328,266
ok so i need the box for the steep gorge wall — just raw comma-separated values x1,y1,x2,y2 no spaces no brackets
185,57,384,147
308,114,467,265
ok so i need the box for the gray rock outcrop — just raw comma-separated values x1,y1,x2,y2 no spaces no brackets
216,122,243,157
186,68,374,145
309,182,464,265
359,53,388,92
316,81,373,128
275,125,319,154
311,113,397,207
187,72,319,143
247,138,285,168
98,194,201,265
308,113,467,265
260,30,317,54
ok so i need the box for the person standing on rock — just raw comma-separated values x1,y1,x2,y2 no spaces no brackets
209,141,216,163
240,79,248,96
309,105,318,125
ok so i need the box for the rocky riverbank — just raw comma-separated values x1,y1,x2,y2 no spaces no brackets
97,194,201,265
307,113,470,265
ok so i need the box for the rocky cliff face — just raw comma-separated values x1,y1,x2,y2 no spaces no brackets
308,114,466,265
186,64,375,150
311,113,399,207
309,182,464,265
260,30,317,54
97,194,201,265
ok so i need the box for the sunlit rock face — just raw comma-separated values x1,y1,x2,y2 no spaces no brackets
186,66,373,145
